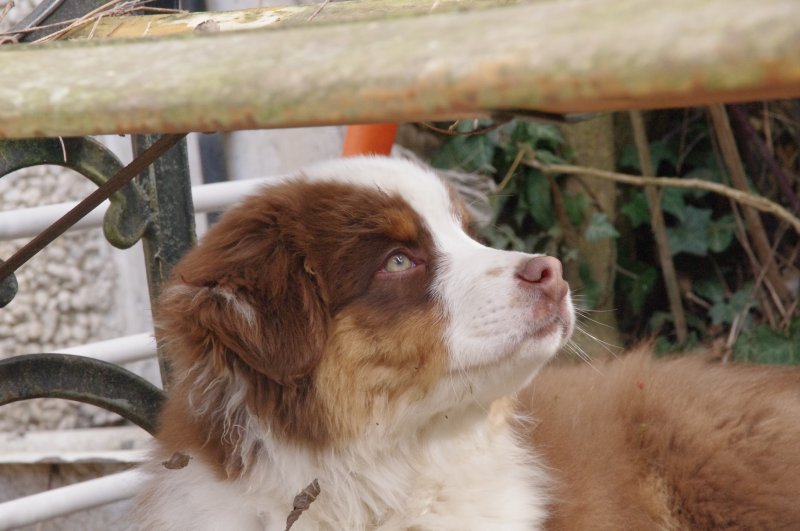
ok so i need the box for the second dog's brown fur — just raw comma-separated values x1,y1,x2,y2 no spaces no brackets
519,349,800,530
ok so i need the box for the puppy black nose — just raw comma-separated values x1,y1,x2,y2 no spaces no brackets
517,256,568,301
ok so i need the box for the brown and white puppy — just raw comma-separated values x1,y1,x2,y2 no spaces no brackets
134,156,800,530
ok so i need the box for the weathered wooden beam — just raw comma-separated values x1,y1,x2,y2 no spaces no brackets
61,0,524,40
0,0,798,139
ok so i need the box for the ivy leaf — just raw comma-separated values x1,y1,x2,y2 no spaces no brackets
684,167,720,197
734,317,800,365
533,149,563,165
666,206,712,256
509,121,564,151
628,266,658,314
483,224,527,251
585,212,619,241
709,300,735,325
709,287,752,325
563,192,588,227
533,126,565,150
618,140,677,172
620,190,650,228
525,171,554,227
660,188,689,221
578,262,600,309
431,135,495,173
708,213,736,253
694,277,725,303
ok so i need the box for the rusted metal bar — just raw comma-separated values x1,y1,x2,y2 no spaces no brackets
0,0,798,139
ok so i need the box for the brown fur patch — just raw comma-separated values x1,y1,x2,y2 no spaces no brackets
153,179,446,477
518,349,800,530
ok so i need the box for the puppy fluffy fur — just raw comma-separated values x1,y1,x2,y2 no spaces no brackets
522,349,800,530
134,156,800,530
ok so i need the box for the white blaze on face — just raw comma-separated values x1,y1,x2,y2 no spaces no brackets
302,157,574,394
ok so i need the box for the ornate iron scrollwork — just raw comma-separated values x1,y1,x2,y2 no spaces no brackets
0,353,165,434
0,136,151,249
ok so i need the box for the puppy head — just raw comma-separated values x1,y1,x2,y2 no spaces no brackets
156,157,573,472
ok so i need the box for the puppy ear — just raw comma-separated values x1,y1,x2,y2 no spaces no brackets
156,197,328,386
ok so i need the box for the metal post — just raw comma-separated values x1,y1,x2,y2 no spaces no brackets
132,135,196,388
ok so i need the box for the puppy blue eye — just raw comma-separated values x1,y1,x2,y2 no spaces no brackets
384,253,414,273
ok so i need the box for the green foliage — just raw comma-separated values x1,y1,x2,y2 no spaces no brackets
564,191,588,226
734,317,800,365
429,118,615,311
428,108,799,364
666,205,713,256
617,263,658,314
585,212,619,241
578,261,601,309
614,109,798,361
619,190,649,228
430,131,494,173
619,140,677,173
615,117,717,337
525,173,554,228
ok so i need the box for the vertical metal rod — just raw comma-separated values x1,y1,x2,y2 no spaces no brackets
132,134,196,389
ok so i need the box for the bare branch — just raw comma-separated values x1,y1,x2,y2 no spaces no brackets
708,104,791,304
629,111,688,342
524,159,800,235
285,479,321,531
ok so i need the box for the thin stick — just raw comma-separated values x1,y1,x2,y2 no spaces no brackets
30,0,179,44
729,201,780,328
629,111,688,342
523,160,800,235
728,104,800,214
496,146,526,192
307,0,331,22
708,104,791,303
0,1,14,26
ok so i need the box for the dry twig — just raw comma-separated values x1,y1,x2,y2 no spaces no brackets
523,158,800,235
629,111,688,342
285,479,321,531
728,202,780,328
0,0,184,44
0,1,14,26
419,117,511,137
307,0,331,22
162,451,191,470
708,104,791,303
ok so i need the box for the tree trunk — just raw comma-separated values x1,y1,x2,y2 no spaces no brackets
560,115,622,359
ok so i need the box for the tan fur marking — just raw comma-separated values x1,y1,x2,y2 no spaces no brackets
316,309,448,441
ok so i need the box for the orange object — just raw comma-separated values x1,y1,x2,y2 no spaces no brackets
342,124,398,156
